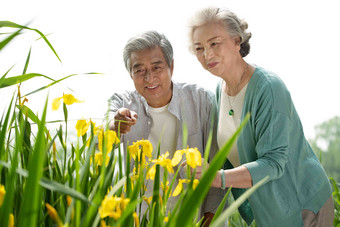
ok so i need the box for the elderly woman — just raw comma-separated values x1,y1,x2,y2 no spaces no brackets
187,7,334,227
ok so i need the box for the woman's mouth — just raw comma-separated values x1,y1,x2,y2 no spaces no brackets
207,62,218,68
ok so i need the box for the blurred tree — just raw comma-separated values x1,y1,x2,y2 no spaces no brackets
309,116,340,182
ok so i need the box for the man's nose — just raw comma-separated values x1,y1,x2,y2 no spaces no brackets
144,70,155,82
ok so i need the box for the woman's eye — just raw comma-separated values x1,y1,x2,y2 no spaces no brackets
195,47,203,52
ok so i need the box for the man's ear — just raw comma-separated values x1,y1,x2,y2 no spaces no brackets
170,60,174,75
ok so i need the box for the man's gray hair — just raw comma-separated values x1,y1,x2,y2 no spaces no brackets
123,31,174,74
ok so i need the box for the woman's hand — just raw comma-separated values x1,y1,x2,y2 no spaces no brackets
181,158,222,188
181,158,208,179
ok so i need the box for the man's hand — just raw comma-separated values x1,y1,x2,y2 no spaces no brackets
110,108,138,134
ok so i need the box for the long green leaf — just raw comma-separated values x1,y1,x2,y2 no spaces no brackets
22,47,31,75
18,97,48,227
210,187,232,225
211,176,269,227
175,113,250,226
0,115,23,226
0,73,56,89
0,66,14,89
0,96,14,163
0,21,61,62
16,104,39,124
0,27,23,51
23,72,101,97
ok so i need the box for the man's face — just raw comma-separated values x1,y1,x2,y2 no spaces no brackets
130,46,173,108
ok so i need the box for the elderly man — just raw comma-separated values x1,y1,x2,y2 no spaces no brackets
106,30,222,221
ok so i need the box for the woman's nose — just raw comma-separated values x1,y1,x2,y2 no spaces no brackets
204,47,214,60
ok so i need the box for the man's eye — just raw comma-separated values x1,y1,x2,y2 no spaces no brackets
133,69,145,77
195,47,203,52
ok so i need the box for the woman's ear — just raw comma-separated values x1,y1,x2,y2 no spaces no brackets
234,36,241,46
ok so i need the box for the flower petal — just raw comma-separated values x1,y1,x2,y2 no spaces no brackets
186,148,201,169
171,150,184,166
172,181,183,197
62,94,83,105
75,119,90,137
52,97,62,111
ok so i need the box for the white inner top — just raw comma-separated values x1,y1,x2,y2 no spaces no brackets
217,82,248,167
142,103,178,215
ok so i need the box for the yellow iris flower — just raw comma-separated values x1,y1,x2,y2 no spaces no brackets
45,203,64,227
171,147,202,169
91,152,110,167
142,196,152,205
128,139,153,163
0,184,5,206
75,119,91,137
138,140,153,158
133,212,139,227
151,152,174,174
146,165,156,180
171,149,185,166
9,214,14,227
0,185,15,227
186,148,202,169
98,129,120,153
99,195,130,220
52,93,83,111
100,220,109,227
161,181,170,194
172,180,184,197
172,179,200,197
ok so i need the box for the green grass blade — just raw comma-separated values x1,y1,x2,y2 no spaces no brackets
0,96,14,163
0,21,61,62
0,66,15,88
211,176,269,227
0,27,23,51
17,97,48,227
330,177,340,204
0,73,56,89
16,105,39,124
0,117,23,226
22,47,31,75
0,160,90,203
23,72,101,97
210,187,232,225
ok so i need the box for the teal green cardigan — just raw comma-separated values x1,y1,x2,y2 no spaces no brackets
216,67,332,227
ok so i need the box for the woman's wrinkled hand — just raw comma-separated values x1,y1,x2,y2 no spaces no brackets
181,158,209,179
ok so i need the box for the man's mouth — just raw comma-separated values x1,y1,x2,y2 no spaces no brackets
146,85,158,90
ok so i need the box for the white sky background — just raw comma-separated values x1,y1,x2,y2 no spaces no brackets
1,0,340,140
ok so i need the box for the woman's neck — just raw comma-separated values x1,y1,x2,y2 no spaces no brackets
223,61,251,96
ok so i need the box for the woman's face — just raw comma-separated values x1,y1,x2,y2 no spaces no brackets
192,22,241,77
